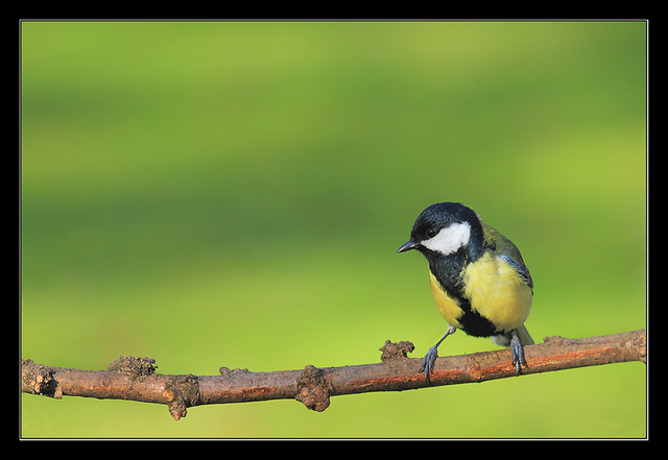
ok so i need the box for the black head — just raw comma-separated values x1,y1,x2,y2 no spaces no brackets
397,202,484,261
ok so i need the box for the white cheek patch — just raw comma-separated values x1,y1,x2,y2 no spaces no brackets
421,222,471,256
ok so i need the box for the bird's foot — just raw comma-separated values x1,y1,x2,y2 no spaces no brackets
419,345,439,385
510,333,528,375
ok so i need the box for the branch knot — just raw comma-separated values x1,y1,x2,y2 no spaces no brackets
295,365,332,412
22,359,61,398
163,374,200,421
107,356,157,381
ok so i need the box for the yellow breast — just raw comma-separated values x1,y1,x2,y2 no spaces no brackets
462,252,532,332
428,271,465,328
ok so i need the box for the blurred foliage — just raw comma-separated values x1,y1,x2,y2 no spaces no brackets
21,21,646,438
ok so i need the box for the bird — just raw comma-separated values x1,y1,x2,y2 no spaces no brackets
397,202,534,384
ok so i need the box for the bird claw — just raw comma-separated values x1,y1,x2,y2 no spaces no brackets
510,333,528,375
419,345,439,385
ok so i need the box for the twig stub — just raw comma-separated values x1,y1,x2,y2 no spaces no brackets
379,340,415,361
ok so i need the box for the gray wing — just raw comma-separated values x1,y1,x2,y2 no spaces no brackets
482,223,533,292
498,254,533,292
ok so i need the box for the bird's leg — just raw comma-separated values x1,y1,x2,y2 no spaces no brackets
510,330,529,374
420,325,456,385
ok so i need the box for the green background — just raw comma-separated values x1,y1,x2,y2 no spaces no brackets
21,21,646,438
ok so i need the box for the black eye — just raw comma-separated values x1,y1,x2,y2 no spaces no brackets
426,228,437,239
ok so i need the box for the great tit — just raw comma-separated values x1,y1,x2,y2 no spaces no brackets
397,202,534,383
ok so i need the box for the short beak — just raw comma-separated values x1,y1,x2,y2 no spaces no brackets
397,240,418,253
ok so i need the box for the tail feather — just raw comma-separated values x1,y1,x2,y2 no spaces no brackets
515,324,534,346
492,325,534,347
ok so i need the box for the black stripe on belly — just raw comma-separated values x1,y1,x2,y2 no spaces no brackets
456,299,498,337
428,251,499,338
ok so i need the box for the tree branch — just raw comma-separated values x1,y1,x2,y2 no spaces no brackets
22,329,646,420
